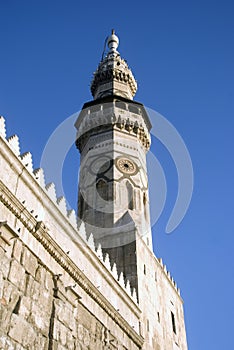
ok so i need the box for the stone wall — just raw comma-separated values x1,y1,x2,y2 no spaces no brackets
0,115,188,349
0,116,142,349
0,220,140,349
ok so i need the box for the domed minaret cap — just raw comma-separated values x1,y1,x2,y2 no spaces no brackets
107,29,119,52
90,30,137,100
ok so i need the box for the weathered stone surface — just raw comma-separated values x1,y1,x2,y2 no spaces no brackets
8,259,26,292
0,247,10,278
44,270,54,291
8,314,36,345
18,295,31,318
35,264,46,284
0,334,15,350
30,300,51,334
21,246,38,277
55,299,75,331
0,281,20,333
12,239,23,262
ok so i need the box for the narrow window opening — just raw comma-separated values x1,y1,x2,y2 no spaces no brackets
171,311,176,334
126,182,134,210
155,271,157,281
157,312,160,323
78,193,85,219
96,179,108,201
143,264,146,275
139,321,142,335
147,319,149,332
143,192,147,206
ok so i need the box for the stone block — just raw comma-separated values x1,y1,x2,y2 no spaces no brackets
2,280,18,306
44,270,54,291
21,324,37,348
28,278,41,302
0,248,10,278
0,271,3,299
19,295,31,318
57,344,68,350
30,301,51,335
0,282,20,333
34,334,49,350
8,314,29,344
8,259,26,292
21,247,38,277
53,319,70,347
0,335,15,350
0,303,10,333
8,316,37,349
38,288,53,311
35,264,46,284
55,299,75,331
66,331,76,350
24,273,34,297
12,239,23,262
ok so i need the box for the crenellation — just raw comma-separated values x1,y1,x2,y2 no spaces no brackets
67,209,77,228
87,232,95,251
45,182,57,202
7,135,20,156
57,196,68,216
158,258,163,266
77,220,87,241
125,279,131,295
131,288,138,303
95,243,104,261
156,259,180,295
104,252,111,270
20,151,34,173
111,262,119,279
0,116,6,138
33,168,46,188
118,271,125,288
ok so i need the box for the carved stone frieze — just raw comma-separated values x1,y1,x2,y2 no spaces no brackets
91,54,137,100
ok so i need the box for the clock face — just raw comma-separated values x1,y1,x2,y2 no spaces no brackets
116,157,138,175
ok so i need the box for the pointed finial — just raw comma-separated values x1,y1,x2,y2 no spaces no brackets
107,29,119,52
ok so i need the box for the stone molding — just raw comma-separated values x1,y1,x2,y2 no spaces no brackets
76,109,151,152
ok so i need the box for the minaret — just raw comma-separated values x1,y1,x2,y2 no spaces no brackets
75,30,153,290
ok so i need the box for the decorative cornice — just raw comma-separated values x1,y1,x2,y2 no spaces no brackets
0,179,144,348
76,110,150,152
91,61,137,98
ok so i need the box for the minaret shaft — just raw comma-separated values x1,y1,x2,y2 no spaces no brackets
75,31,153,291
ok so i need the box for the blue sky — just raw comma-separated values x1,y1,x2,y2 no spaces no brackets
0,1,233,349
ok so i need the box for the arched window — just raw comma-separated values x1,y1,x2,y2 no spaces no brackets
96,179,108,201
